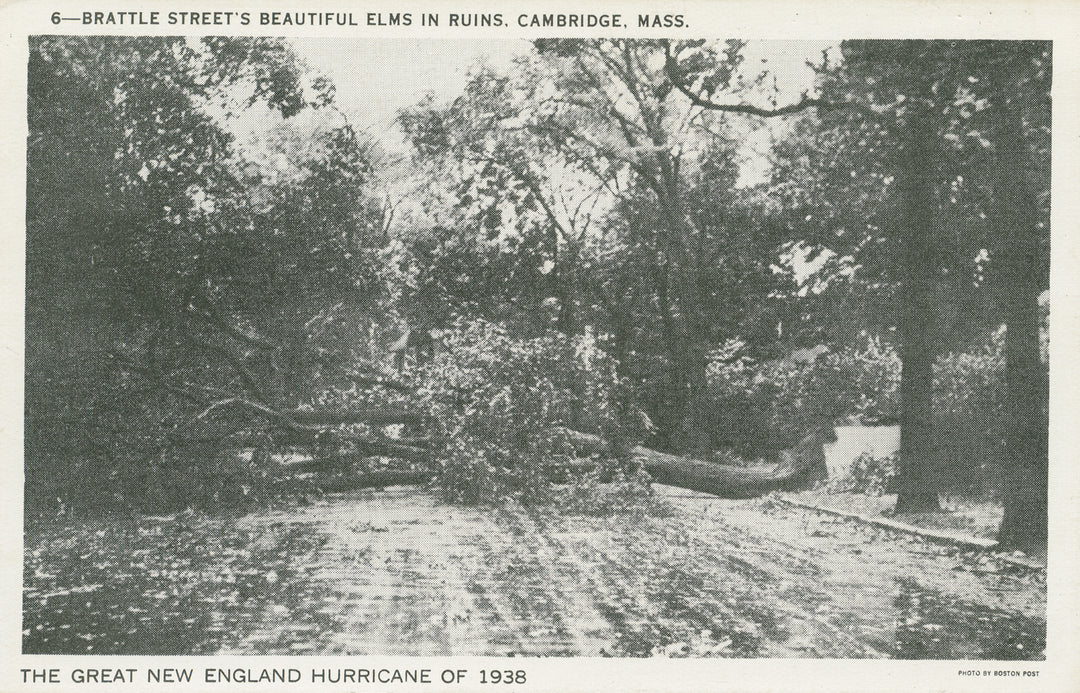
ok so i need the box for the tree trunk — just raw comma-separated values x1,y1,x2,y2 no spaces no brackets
994,97,1048,557
635,442,817,498
997,259,1048,556
894,109,942,514
555,244,579,335
651,268,685,451
562,429,827,498
654,243,712,456
679,343,713,455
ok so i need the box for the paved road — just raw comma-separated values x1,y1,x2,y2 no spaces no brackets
24,487,1045,658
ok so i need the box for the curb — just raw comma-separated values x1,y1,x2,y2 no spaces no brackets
772,496,1046,570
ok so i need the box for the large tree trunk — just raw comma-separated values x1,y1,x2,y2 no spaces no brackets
994,94,1048,557
997,257,1048,556
894,108,942,514
562,429,827,498
634,443,819,498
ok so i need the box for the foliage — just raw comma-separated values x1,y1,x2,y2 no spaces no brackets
704,328,1009,495
769,42,1024,348
770,39,1044,351
397,64,610,334
827,453,898,497
593,158,795,451
558,467,662,518
26,37,340,323
414,318,643,506
25,36,1047,554
704,336,898,459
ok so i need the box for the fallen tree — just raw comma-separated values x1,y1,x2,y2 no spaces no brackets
120,305,830,504
278,428,829,499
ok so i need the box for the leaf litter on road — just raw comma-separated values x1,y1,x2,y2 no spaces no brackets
24,486,1044,658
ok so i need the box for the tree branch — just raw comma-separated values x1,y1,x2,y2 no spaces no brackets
189,397,432,461
660,41,831,119
201,340,269,402
290,406,426,426
662,46,905,122
673,81,827,118
186,294,277,350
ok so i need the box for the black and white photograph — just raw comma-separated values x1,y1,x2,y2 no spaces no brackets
17,26,1057,672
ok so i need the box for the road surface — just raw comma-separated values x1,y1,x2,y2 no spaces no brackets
23,487,1045,658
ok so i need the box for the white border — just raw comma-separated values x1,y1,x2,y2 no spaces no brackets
1,1,1077,691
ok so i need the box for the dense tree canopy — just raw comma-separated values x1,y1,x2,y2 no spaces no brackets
400,40,797,452
26,37,396,509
